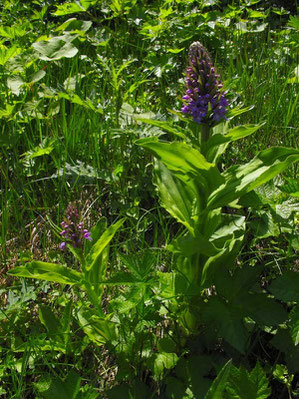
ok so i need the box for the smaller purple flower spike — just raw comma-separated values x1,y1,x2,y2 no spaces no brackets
181,42,229,126
59,203,92,250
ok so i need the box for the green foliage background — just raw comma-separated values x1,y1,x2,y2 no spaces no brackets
0,0,298,398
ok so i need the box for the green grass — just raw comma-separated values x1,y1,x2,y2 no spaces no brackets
0,0,298,397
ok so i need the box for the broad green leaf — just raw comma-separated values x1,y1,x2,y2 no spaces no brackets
210,214,245,248
203,123,265,162
39,305,64,345
151,352,178,378
237,293,288,326
32,37,78,61
40,369,81,399
84,217,107,255
53,1,95,15
268,271,299,302
138,138,224,212
77,308,117,344
153,161,195,232
289,306,299,346
201,297,249,353
204,360,232,399
226,362,271,399
134,117,186,138
157,337,177,354
85,218,125,271
278,178,299,197
165,376,186,399
7,76,24,95
272,329,299,372
29,70,46,84
215,265,262,301
186,355,214,398
55,18,92,33
201,237,243,289
207,147,299,210
0,45,21,66
138,138,221,184
168,231,218,257
8,261,82,285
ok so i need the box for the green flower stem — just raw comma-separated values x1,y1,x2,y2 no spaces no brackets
201,124,210,143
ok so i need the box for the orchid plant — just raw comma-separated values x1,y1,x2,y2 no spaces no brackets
137,41,299,336
9,204,125,346
7,42,299,397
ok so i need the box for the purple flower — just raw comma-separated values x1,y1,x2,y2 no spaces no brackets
181,42,229,126
59,203,92,250
59,242,66,250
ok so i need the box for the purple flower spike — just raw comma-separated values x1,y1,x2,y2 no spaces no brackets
59,203,93,250
181,42,229,126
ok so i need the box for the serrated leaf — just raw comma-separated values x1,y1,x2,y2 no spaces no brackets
104,271,142,285
41,369,81,399
201,297,249,353
117,250,154,280
0,45,21,66
237,293,288,327
53,1,94,16
288,15,299,30
226,362,271,399
278,178,299,197
269,271,299,302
